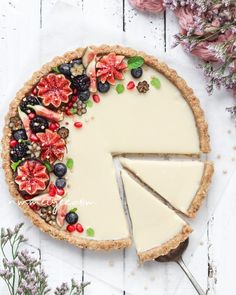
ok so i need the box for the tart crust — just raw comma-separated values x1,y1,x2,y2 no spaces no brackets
187,161,214,218
138,225,192,263
2,44,210,251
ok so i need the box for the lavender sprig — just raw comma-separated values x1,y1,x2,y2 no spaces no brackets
0,223,90,295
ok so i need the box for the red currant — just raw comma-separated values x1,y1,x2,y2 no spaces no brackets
71,95,78,102
56,188,65,196
67,225,75,232
28,112,36,120
92,94,100,103
49,122,59,132
76,223,84,233
74,122,83,128
49,183,57,197
127,81,135,90
10,140,18,148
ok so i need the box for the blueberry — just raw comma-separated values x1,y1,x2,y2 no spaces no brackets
55,178,66,189
13,129,27,141
78,90,90,102
71,58,82,66
97,81,110,93
54,163,67,177
58,63,72,76
131,67,143,79
65,212,79,225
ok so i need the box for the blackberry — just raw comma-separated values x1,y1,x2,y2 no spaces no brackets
10,143,28,162
13,129,27,141
72,74,90,91
20,96,39,114
30,116,49,133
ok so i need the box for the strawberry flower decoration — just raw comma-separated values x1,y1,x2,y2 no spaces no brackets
37,73,72,108
96,53,127,85
15,160,49,195
37,129,66,164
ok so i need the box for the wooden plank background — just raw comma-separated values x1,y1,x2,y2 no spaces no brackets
0,0,235,294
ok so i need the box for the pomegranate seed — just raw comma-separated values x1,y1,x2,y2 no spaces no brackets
65,109,71,116
24,195,33,200
32,88,37,95
92,94,100,103
73,88,78,95
49,183,57,197
10,140,18,148
76,223,84,233
29,203,40,211
28,112,36,120
67,225,75,232
49,122,59,132
74,122,83,128
30,134,39,142
127,81,135,90
71,95,78,102
56,188,65,196
68,102,73,108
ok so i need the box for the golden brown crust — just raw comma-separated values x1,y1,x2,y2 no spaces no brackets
138,225,192,263
187,161,214,218
2,44,210,251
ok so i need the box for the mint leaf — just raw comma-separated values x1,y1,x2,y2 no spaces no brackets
11,160,22,172
127,56,144,70
116,84,125,94
151,77,161,89
66,158,74,170
69,208,77,213
52,67,60,74
43,160,53,172
86,227,95,237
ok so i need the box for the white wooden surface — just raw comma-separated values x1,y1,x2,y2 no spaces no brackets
0,1,236,294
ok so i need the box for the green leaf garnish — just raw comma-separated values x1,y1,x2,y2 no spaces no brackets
43,160,53,172
66,158,74,170
127,56,144,70
151,77,161,89
11,160,22,172
69,208,77,213
52,67,60,74
86,227,95,237
86,100,93,108
116,84,125,94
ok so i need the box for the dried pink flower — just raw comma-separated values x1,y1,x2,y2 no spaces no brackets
128,0,165,13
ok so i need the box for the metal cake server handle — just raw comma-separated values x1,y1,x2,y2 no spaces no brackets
155,238,206,295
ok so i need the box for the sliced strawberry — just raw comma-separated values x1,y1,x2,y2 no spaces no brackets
82,47,96,68
56,203,68,227
29,105,63,122
37,129,66,164
37,74,72,108
15,159,49,195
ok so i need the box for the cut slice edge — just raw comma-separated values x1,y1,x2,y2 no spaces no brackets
120,158,214,218
121,170,192,263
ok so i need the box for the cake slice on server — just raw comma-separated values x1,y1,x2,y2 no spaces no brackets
121,170,192,263
120,158,214,218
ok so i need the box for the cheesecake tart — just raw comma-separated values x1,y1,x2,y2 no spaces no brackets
2,45,213,262
120,158,214,218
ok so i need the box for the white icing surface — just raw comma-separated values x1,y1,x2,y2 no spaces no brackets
120,158,205,215
121,171,186,252
63,65,200,241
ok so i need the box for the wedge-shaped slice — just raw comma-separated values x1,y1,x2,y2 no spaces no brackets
121,171,192,263
121,158,213,218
